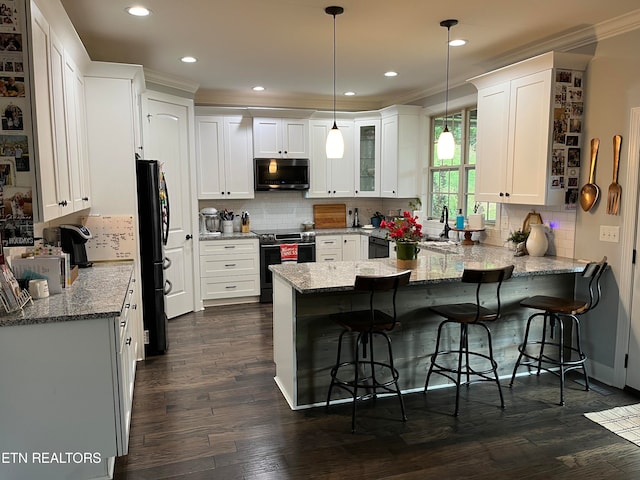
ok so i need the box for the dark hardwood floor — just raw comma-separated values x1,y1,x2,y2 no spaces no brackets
115,303,640,479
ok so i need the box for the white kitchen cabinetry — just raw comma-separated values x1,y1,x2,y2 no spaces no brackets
307,119,354,198
200,239,260,300
316,234,361,261
196,115,254,199
116,271,138,455
253,117,309,158
354,118,381,197
0,266,137,480
469,51,591,205
30,2,91,221
380,105,420,198
84,63,145,359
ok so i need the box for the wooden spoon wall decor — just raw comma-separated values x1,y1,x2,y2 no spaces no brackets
607,135,622,215
579,138,600,212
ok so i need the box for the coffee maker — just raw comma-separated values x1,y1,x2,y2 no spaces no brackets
60,224,93,268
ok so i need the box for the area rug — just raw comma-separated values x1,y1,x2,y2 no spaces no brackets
585,403,640,446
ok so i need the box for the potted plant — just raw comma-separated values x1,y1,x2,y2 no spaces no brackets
380,211,423,269
507,229,529,255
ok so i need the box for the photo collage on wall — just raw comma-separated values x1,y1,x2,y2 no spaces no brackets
0,0,32,248
552,69,584,211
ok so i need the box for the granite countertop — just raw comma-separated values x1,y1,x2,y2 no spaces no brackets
0,261,134,327
270,244,586,294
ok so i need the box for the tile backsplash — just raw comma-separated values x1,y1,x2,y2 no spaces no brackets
204,195,578,257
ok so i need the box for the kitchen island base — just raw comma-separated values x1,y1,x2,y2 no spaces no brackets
273,272,576,410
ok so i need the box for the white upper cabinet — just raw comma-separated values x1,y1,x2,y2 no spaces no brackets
380,105,420,198
354,118,381,197
253,117,309,158
469,51,591,205
30,2,91,221
307,119,354,198
196,115,254,199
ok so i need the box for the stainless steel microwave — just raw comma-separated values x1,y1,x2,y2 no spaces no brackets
254,158,309,191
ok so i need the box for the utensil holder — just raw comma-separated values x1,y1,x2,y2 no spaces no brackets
222,220,234,234
241,223,250,233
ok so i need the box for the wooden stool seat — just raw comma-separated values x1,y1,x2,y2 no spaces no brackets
520,295,588,315
430,303,499,323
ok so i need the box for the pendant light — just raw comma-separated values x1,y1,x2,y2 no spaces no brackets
325,6,344,159
437,19,458,160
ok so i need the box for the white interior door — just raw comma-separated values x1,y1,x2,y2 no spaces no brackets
626,165,640,388
142,93,194,319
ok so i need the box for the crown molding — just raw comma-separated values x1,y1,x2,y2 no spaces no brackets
143,68,200,94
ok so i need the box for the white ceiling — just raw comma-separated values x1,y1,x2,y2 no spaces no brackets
59,0,640,110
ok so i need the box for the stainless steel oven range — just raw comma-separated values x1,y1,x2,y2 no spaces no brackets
254,229,316,303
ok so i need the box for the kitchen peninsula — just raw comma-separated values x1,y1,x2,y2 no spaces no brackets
0,262,136,480
270,244,585,410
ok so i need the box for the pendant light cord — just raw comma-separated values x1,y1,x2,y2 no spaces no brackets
444,24,451,129
332,11,337,126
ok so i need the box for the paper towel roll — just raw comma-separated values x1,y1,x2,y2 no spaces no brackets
468,214,485,230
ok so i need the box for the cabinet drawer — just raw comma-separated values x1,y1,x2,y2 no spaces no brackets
316,235,341,248
317,251,342,262
199,254,258,276
200,239,258,256
201,275,259,299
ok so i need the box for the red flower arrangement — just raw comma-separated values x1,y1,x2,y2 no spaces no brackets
380,211,423,243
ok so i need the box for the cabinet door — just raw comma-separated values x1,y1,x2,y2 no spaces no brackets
354,119,380,196
475,82,510,202
49,31,72,216
328,120,354,197
63,53,86,212
253,118,282,157
307,120,331,197
195,116,225,198
342,235,360,261
30,5,60,221
75,72,92,210
380,115,398,197
508,70,552,205
282,119,309,158
223,116,254,198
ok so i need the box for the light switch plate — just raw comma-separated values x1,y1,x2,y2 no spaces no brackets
599,225,620,243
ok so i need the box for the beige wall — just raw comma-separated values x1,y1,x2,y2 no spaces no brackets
574,29,640,375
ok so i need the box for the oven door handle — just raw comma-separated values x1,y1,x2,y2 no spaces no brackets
260,242,316,248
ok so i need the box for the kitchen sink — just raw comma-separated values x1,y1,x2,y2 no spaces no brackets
419,239,461,254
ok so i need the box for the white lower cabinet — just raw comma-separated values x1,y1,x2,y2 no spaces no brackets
316,234,362,262
200,239,260,300
115,272,138,455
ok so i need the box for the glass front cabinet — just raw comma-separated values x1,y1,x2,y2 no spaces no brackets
354,118,381,196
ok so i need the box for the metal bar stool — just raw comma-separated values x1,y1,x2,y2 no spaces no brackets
424,265,515,416
509,256,607,405
326,270,411,433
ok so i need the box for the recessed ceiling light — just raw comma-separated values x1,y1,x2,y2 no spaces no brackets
344,91,355,96
181,56,197,63
384,71,398,77
253,86,265,91
126,6,151,17
449,39,467,47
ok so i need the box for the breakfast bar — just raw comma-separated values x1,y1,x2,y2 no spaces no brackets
270,244,586,410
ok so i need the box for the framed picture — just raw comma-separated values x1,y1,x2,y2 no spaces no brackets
0,156,15,187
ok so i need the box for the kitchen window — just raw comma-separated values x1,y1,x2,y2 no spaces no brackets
429,107,497,222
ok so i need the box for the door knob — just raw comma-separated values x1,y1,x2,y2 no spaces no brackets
186,234,193,240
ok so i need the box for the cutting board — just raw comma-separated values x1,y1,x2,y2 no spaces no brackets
313,204,347,229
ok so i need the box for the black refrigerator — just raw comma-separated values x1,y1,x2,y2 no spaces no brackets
136,159,170,356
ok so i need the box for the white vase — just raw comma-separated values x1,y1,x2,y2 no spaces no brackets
526,224,548,257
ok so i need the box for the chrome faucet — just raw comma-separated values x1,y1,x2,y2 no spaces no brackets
440,206,451,239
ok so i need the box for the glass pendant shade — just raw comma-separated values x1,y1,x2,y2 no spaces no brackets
326,123,344,159
437,126,455,160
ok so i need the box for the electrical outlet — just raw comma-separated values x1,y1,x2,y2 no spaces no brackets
599,225,620,243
